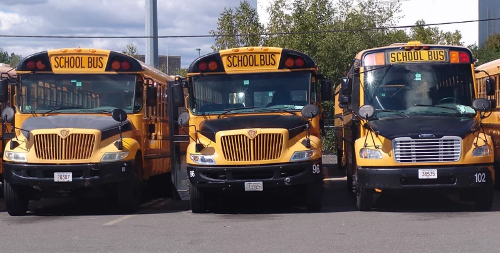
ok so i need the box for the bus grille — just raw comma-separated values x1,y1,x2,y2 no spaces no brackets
221,133,283,161
393,136,461,163
34,134,95,160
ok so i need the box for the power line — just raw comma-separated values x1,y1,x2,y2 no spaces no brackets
0,17,499,39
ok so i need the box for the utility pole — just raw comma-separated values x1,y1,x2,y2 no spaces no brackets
145,0,158,67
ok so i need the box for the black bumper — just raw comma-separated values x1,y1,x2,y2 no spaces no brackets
187,160,323,190
357,165,495,190
2,161,134,187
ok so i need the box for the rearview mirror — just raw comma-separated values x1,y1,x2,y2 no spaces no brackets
320,79,332,101
485,78,495,96
111,108,127,122
358,105,375,119
339,76,351,105
1,107,14,123
172,82,185,109
0,79,9,103
472,98,491,112
178,111,190,127
301,104,319,119
146,86,158,107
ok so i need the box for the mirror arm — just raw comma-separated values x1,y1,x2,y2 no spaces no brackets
115,117,124,150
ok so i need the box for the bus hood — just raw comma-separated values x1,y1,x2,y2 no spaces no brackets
199,114,309,142
21,115,132,141
369,116,476,140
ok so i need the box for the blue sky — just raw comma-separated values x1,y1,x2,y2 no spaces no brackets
0,0,257,68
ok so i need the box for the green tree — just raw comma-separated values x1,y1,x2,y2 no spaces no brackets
0,48,9,64
409,20,463,45
469,33,500,65
121,43,139,58
9,53,23,67
209,0,264,51
173,68,188,77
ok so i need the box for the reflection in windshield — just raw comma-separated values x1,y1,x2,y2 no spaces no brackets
189,72,313,115
18,74,142,113
363,64,476,117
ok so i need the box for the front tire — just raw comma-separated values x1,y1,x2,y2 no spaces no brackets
474,187,494,211
4,179,29,216
189,183,207,213
305,182,323,212
356,187,373,211
116,158,143,213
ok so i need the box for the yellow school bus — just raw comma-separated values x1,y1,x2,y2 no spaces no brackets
177,46,332,213
0,48,174,216
475,58,500,185
335,41,495,211
0,64,16,184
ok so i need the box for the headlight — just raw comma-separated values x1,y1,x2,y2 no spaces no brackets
5,151,27,162
290,150,316,162
472,145,491,157
101,151,129,162
359,148,382,159
190,154,216,165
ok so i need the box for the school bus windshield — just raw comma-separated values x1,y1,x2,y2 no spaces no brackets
17,74,143,114
363,64,476,118
189,72,312,115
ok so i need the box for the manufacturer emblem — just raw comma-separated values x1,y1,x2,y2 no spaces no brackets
419,134,436,138
60,129,70,139
247,130,257,139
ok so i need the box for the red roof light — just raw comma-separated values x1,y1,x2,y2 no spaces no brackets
121,61,131,70
284,57,294,68
111,61,121,70
36,60,46,70
26,60,35,70
198,62,208,71
459,52,470,63
295,57,305,67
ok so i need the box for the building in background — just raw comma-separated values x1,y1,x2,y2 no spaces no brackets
136,55,181,75
479,0,500,46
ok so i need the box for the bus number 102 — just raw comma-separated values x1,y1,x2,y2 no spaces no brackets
474,173,486,183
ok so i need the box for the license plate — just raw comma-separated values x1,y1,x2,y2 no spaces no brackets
54,172,73,182
244,182,263,191
418,169,437,179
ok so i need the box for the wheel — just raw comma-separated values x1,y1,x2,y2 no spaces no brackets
305,181,323,212
346,170,354,195
116,157,143,213
474,187,494,211
356,187,373,211
337,150,344,170
4,179,29,216
189,183,207,213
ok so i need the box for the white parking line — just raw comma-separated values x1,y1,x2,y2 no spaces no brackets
103,215,135,226
323,177,347,181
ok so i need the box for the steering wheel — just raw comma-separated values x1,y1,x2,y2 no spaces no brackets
437,97,455,104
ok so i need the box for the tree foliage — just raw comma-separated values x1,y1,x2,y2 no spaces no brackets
469,33,500,65
0,48,22,68
121,43,139,58
409,20,462,45
209,0,264,51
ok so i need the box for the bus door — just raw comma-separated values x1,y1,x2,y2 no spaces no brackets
168,79,190,200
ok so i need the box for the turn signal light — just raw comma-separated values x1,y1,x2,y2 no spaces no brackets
36,60,46,70
450,51,470,63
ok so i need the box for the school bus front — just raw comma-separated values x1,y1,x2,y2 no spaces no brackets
181,47,333,213
336,41,495,211
0,48,173,216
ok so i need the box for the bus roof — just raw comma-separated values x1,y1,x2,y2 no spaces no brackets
14,48,174,81
354,41,472,60
0,64,17,78
475,58,500,78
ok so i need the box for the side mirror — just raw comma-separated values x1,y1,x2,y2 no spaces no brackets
320,79,332,101
178,111,190,127
339,76,351,105
146,86,158,107
111,108,128,122
301,104,319,119
485,78,495,96
490,99,497,109
1,107,15,123
172,82,185,109
472,98,491,112
0,79,9,103
358,105,375,119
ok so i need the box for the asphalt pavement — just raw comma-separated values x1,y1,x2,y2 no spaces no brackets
0,157,500,253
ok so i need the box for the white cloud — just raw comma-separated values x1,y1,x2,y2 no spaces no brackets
0,0,257,68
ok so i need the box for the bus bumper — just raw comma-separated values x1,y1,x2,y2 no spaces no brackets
357,165,495,190
187,160,323,190
2,161,134,188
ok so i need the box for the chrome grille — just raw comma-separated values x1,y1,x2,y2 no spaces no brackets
34,134,95,160
393,136,461,163
221,133,283,161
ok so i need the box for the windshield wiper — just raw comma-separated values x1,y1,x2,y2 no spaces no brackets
375,109,409,118
42,106,86,116
260,107,297,115
413,104,461,114
217,106,259,119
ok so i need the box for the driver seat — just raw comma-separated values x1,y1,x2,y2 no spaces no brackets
104,93,125,108
267,91,291,107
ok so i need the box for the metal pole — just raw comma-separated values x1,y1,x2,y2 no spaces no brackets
145,0,158,67
196,48,201,58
